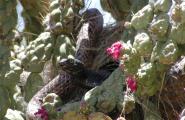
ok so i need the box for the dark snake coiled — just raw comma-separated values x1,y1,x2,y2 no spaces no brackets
26,8,103,119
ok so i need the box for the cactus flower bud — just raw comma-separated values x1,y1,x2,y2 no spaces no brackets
106,41,123,60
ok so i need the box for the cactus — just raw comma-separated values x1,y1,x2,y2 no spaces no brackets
19,0,49,35
100,0,148,20
1,0,185,119
0,0,17,40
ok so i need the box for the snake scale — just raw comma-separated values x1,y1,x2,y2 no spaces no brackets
26,8,115,119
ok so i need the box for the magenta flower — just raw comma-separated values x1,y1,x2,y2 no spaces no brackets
34,106,49,120
126,76,137,92
106,41,123,60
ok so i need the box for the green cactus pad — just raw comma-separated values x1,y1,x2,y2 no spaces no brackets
123,46,141,75
0,86,10,119
180,2,185,23
24,73,44,102
49,0,60,11
21,32,54,72
149,13,169,37
81,68,124,113
50,8,61,22
136,62,159,96
133,31,153,57
159,40,179,64
170,23,185,44
96,91,116,113
151,41,164,62
131,4,154,30
154,0,172,13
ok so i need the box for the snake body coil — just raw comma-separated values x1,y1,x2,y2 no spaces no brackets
26,8,104,119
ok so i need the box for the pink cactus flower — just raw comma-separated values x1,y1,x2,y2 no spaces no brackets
106,41,123,60
34,106,49,120
126,76,137,92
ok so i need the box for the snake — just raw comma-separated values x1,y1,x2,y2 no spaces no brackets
26,8,120,119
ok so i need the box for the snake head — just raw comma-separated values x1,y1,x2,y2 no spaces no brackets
59,58,85,76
